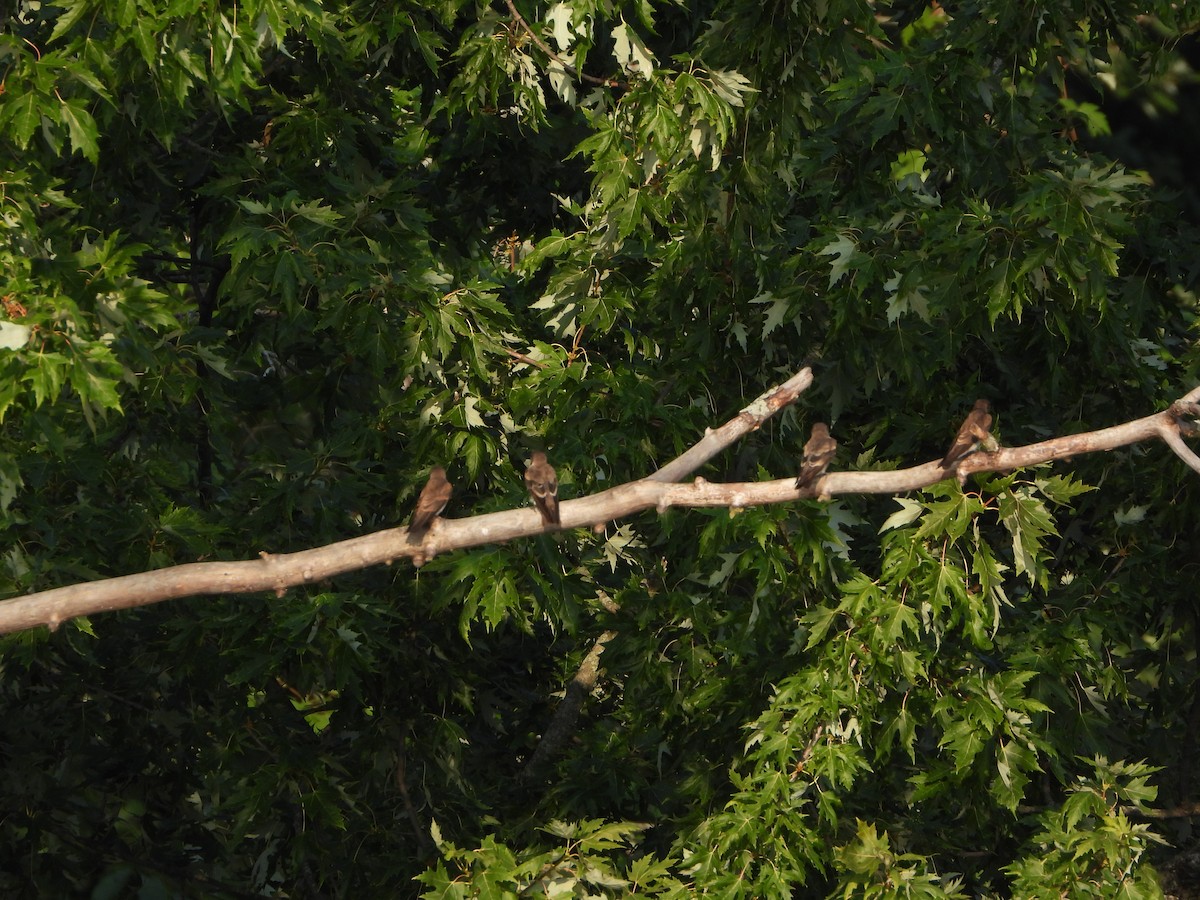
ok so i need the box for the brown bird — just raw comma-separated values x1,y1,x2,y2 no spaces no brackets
524,451,560,526
409,466,453,537
941,399,993,468
795,422,837,490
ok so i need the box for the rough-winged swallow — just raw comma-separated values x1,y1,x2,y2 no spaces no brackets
795,422,837,490
941,399,993,468
409,466,453,536
524,451,560,526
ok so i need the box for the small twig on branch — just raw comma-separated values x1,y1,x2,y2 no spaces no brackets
789,724,827,781
1126,801,1200,818
649,367,814,483
503,0,624,89
505,347,547,369
0,367,1197,636
1166,398,1200,473
1160,425,1200,475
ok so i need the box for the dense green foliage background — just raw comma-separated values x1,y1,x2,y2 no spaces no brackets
2,0,1199,896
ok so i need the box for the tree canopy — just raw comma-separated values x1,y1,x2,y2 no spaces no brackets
2,0,1199,896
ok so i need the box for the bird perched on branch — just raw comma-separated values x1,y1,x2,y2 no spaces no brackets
409,466,452,539
795,422,837,491
941,399,994,468
524,451,560,526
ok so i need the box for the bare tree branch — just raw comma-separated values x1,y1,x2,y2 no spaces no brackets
0,367,1196,636
1160,425,1200,475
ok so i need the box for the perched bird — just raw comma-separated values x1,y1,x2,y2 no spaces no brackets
409,466,453,537
795,422,837,490
524,451,560,526
941,399,993,468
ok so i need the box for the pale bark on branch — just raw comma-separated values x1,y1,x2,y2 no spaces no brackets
0,368,1196,637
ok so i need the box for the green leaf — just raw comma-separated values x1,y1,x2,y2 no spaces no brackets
913,490,986,542
0,322,31,351
707,68,755,107
801,604,841,650
819,233,859,289
4,90,43,148
1059,98,1111,137
753,292,788,338
131,18,157,66
879,498,924,532
996,486,1058,587
1032,474,1095,506
60,99,99,163
47,0,95,43
890,148,928,184
65,62,114,104
612,21,655,76
24,352,69,407
293,199,343,227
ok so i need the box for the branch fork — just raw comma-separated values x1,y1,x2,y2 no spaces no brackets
0,367,1196,635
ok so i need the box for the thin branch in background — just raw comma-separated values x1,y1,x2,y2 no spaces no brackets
518,628,616,786
395,737,435,860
